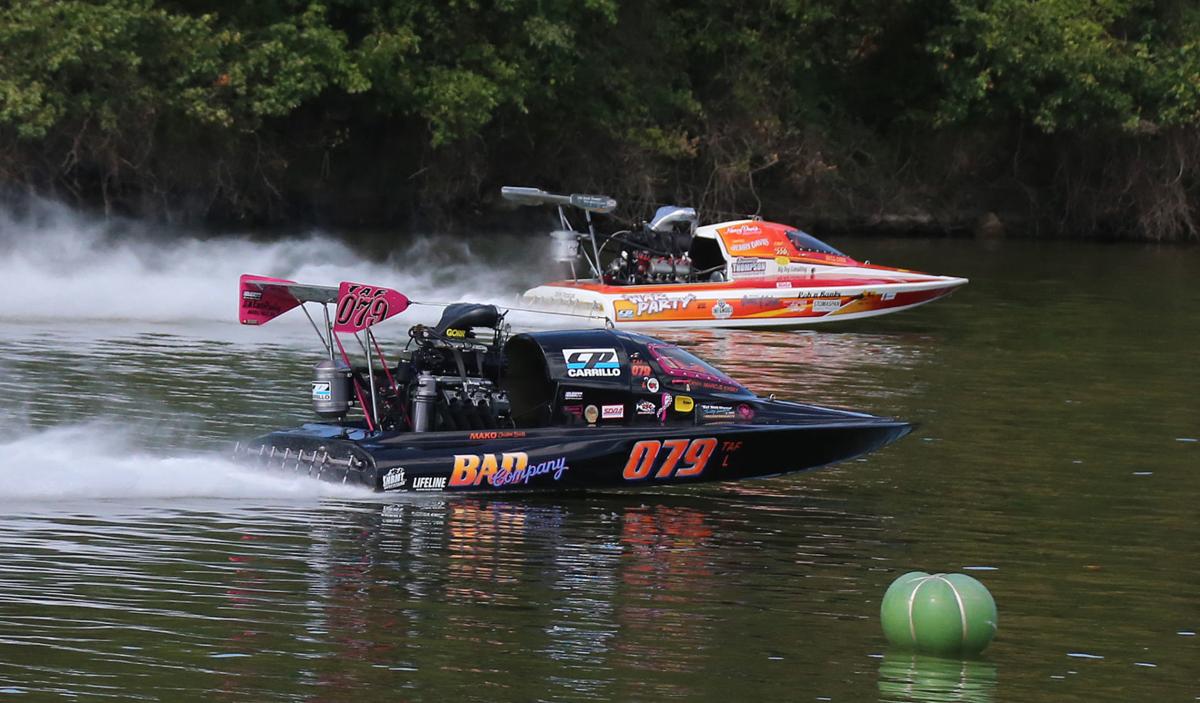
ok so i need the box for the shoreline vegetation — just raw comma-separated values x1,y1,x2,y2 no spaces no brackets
1,1,1197,241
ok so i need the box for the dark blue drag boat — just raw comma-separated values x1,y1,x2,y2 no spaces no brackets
233,274,910,493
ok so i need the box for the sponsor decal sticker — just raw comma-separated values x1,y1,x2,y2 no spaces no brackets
636,400,657,415
882,291,897,301
674,395,694,412
413,476,447,491
812,298,843,313
563,348,621,378
584,405,600,423
622,293,696,317
776,281,793,289
644,377,660,393
724,223,762,235
468,430,527,440
658,393,673,421
774,256,790,265
564,390,584,401
730,258,767,277
736,404,755,421
311,382,332,401
711,300,733,319
602,404,625,419
617,308,634,319
630,360,653,377
563,404,584,417
449,452,570,487
382,467,406,490
729,238,771,252
242,290,263,301
491,457,570,487
741,295,777,308
700,404,736,420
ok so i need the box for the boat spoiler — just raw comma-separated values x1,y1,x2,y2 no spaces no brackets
501,186,617,214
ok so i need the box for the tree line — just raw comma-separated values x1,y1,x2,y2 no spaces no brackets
1,0,1197,240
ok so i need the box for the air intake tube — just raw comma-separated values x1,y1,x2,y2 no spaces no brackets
412,371,438,432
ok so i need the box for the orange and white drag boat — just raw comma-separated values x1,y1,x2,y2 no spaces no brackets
505,187,967,330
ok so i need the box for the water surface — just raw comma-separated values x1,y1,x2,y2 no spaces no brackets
0,212,1196,701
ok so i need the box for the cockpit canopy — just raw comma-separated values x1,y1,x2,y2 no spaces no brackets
785,229,846,257
503,329,752,427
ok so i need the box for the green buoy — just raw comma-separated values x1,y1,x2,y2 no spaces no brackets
880,571,998,656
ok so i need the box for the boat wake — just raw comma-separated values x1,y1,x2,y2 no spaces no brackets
0,197,548,325
0,423,369,502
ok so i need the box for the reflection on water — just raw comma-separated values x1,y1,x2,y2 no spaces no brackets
0,492,900,700
661,328,929,405
878,653,998,703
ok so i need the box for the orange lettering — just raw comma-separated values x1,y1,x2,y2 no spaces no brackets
676,438,717,477
477,454,499,485
450,455,480,486
655,439,690,478
623,440,661,480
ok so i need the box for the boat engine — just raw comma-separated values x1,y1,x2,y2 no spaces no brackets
402,304,512,432
607,204,700,284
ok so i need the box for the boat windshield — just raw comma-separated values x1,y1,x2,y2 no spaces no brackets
647,343,750,395
786,229,846,257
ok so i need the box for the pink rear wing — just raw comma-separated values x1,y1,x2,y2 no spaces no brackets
239,274,408,330
239,274,339,325
332,281,410,333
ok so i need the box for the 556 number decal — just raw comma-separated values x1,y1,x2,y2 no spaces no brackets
622,438,717,481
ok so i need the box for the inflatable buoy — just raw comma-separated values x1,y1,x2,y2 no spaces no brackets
880,572,997,656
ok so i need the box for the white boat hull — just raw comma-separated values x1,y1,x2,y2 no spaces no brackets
521,275,968,329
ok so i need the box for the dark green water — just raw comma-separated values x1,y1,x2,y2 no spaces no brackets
0,233,1196,701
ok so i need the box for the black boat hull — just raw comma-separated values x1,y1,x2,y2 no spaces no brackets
234,416,911,493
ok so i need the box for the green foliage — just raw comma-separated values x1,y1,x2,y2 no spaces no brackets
0,0,1196,238
928,0,1200,132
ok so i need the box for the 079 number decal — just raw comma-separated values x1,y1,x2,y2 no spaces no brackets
622,438,717,481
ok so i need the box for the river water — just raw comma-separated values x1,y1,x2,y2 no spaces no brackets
0,201,1196,701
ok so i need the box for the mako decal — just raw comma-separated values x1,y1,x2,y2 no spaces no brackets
563,348,621,378
467,430,527,440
